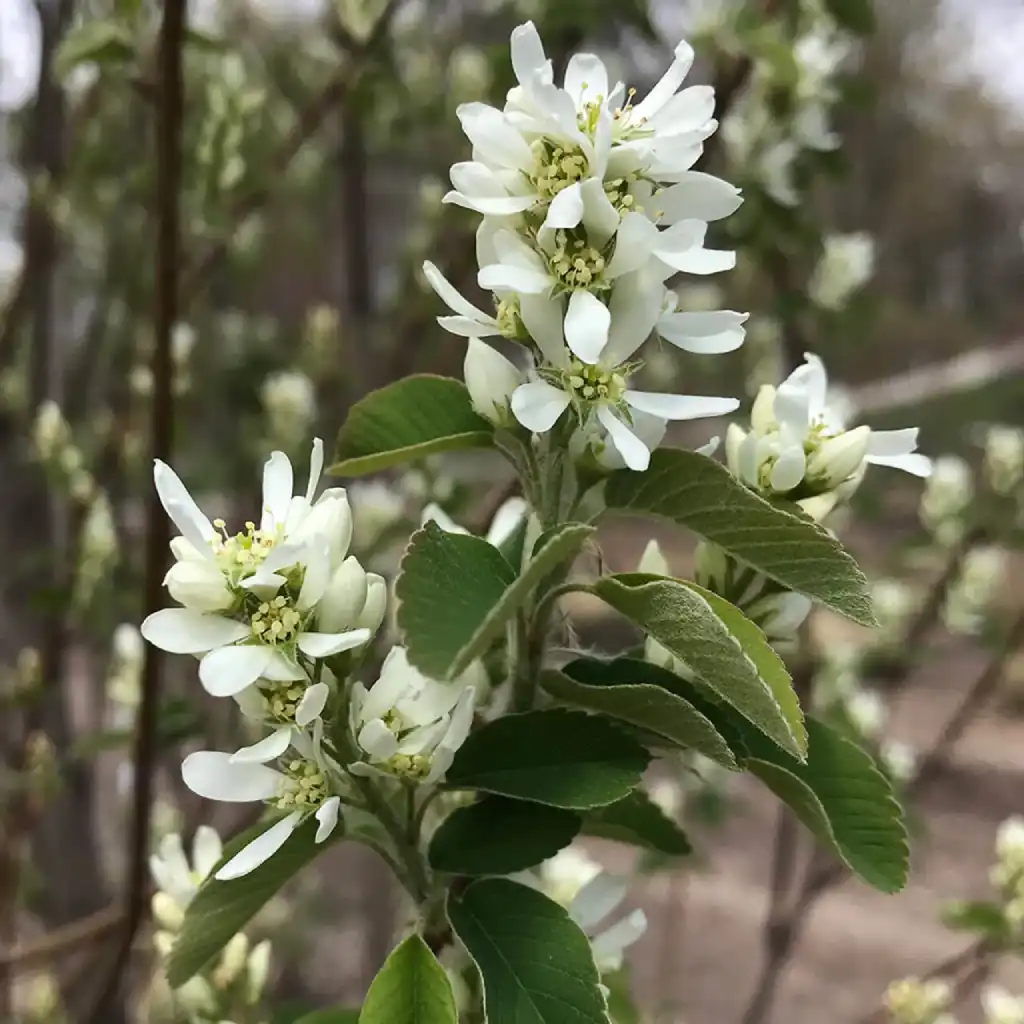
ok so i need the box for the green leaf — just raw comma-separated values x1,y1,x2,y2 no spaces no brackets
397,521,593,680
543,662,738,768
603,969,641,1024
429,797,581,876
581,792,692,857
603,449,874,626
591,575,806,760
167,816,341,986
746,718,908,892
55,21,135,80
940,900,1009,941
330,376,494,476
448,878,610,1024
294,1011,361,1024
359,934,457,1024
823,0,876,34
445,709,650,809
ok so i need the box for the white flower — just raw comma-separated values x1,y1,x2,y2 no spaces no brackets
727,353,931,497
422,496,529,550
463,338,523,426
182,726,342,880
944,545,1005,635
984,986,1024,1024
809,233,874,310
262,370,317,444
141,439,373,699
148,826,223,908
920,455,973,537
349,480,406,552
881,741,916,784
0,0,40,112
884,977,954,1024
349,646,476,784
984,425,1024,496
845,689,886,739
531,848,647,972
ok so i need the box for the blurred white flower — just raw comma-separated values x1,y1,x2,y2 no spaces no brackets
884,977,955,1024
349,479,407,552
422,496,529,552
944,545,1005,635
983,986,1024,1024
845,689,886,739
809,233,874,311
0,0,41,112
262,371,317,446
984,425,1024,496
920,456,973,539
149,826,223,910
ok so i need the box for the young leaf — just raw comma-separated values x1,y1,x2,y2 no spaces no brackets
397,521,594,680
445,709,650,809
429,797,581,876
55,21,136,80
940,900,1010,942
448,878,610,1024
581,792,692,857
358,934,457,1024
602,969,641,1024
330,375,494,476
396,522,516,679
591,575,806,759
602,448,874,626
542,664,738,769
167,816,342,986
746,718,908,893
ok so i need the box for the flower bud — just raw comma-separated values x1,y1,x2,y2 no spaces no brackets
176,976,218,1015
214,932,250,990
749,385,777,434
245,939,272,1003
464,338,521,426
725,422,748,481
317,556,369,632
806,426,870,489
151,891,185,932
746,591,812,640
153,930,175,959
637,539,669,576
356,574,388,634
164,560,234,612
984,425,1024,496
694,541,729,594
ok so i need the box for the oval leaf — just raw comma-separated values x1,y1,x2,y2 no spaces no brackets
429,797,581,876
331,375,494,476
167,815,341,986
603,448,874,626
591,575,806,759
542,665,738,769
359,934,457,1024
445,709,650,809
448,878,610,1024
581,792,692,857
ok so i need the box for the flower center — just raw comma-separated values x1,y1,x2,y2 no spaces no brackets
564,359,626,404
250,595,302,645
549,231,607,292
261,680,306,723
274,758,327,810
530,140,587,201
386,752,432,779
210,518,278,579
496,297,525,340
603,176,642,216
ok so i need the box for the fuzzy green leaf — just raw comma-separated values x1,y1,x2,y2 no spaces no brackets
358,934,457,1024
330,375,493,476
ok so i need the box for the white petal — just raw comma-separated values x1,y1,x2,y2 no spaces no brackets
358,718,400,760
215,812,302,880
563,290,610,364
631,39,695,121
398,678,464,727
603,272,668,365
262,651,308,682
656,173,743,224
564,53,608,108
445,189,538,216
510,22,551,88
425,686,477,783
867,452,932,477
437,315,501,338
297,540,332,612
478,264,550,295
774,377,813,432
304,438,324,505
518,294,569,367
597,406,650,472
624,391,738,421
229,727,293,764
362,647,420,721
658,310,747,354
543,181,584,231
783,353,828,417
511,381,571,433
297,629,371,659
153,460,216,557
606,212,659,279
485,497,529,548
456,102,533,170
397,719,448,756
141,609,249,655
199,644,274,698
646,85,715,134
315,796,340,843
182,751,282,802
423,260,498,328
866,427,918,458
590,909,648,960
770,446,807,492
191,825,223,880
569,872,629,929
261,452,294,531
580,177,620,249
295,682,329,727
658,245,736,276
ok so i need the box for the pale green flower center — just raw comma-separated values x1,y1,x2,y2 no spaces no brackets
564,359,626,404
530,140,587,200
496,298,523,340
261,680,306,723
549,231,607,292
210,517,278,579
385,752,432,779
250,595,302,645
274,759,327,810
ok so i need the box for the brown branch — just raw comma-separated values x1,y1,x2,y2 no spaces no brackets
83,0,186,1016
0,906,124,971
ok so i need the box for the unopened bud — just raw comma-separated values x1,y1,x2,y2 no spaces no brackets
176,975,218,1014
694,541,730,594
749,385,777,434
164,560,234,612
213,932,249,990
356,574,388,634
317,556,369,633
463,338,521,427
806,426,870,489
245,939,272,1003
152,891,185,932
984,425,1024,496
746,591,812,640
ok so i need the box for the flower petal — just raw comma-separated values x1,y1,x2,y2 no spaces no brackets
297,540,332,612
658,246,736,276
230,727,293,764
563,290,610,364
304,438,324,506
518,293,568,367
770,445,807,492
646,85,715,135
436,315,502,338
315,796,341,843
262,651,308,682
658,310,748,354
182,751,282,802
606,212,659,279
631,39,695,121
580,177,620,249
261,451,294,532
478,264,550,294
485,497,529,549
215,812,302,880
191,825,223,881
866,427,918,458
141,608,249,655
656,172,743,223
358,718,400,760
624,391,738,421
199,644,274,697
153,460,215,557
597,406,650,471
603,270,665,365
456,102,532,170
590,908,648,962
543,180,584,231
510,21,551,86
569,872,629,930
564,52,608,108
295,682,329,727
866,452,932,477
511,381,571,433
297,629,372,659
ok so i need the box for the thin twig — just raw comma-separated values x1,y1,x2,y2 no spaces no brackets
83,0,186,1016
0,906,124,970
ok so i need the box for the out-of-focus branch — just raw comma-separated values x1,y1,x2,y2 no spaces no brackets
0,906,124,971
83,0,187,1016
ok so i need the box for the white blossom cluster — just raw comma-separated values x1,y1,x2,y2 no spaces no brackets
426,20,750,472
140,442,478,878
884,977,955,1024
